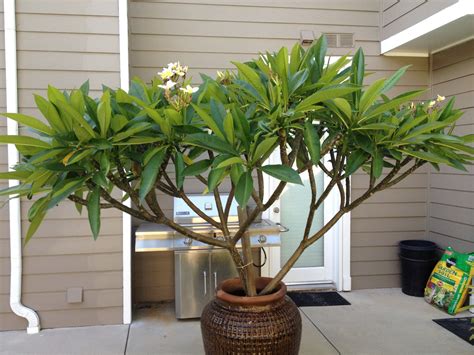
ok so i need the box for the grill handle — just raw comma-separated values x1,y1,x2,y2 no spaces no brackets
203,271,207,295
276,223,290,233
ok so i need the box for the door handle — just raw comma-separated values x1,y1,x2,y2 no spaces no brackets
214,272,217,290
203,271,207,295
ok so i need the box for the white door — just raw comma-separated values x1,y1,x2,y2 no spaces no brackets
262,153,341,285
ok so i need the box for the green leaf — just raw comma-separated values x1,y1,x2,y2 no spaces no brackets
97,91,112,137
332,98,352,119
0,135,51,148
372,150,383,178
0,184,32,197
289,42,302,74
295,85,359,112
261,165,303,185
183,159,211,176
354,123,397,131
56,101,96,138
396,114,428,136
0,171,31,180
65,149,94,166
191,104,225,140
70,90,85,116
28,196,50,222
402,121,450,141
2,113,54,136
381,66,410,93
47,85,67,105
230,164,243,186
185,133,238,156
111,122,152,142
87,186,101,240
461,134,474,143
47,178,85,210
400,149,450,164
175,151,185,190
232,62,268,105
345,150,368,176
207,168,226,192
34,94,67,132
288,69,309,95
252,136,278,164
139,148,166,201
216,156,244,169
235,171,253,207
24,208,46,245
364,90,425,120
143,146,165,165
304,121,321,164
223,112,235,145
111,114,129,133
359,78,386,114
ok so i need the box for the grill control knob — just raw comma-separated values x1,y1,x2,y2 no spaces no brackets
257,235,267,244
273,207,280,213
183,237,192,246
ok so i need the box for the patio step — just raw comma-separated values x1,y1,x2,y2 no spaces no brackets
286,282,337,293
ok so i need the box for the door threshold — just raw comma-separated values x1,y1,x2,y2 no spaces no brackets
286,282,337,292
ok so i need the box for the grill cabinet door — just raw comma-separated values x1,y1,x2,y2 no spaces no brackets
174,250,211,319
210,250,238,294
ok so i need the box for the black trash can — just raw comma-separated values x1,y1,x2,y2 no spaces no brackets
399,240,438,297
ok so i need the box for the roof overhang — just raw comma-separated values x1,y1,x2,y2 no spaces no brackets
381,0,474,57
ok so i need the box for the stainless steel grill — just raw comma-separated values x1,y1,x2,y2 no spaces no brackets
135,194,283,252
134,194,283,319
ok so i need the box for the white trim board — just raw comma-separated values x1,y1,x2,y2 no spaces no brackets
381,0,474,55
118,0,132,326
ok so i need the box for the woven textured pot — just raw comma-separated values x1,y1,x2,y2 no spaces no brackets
201,277,302,355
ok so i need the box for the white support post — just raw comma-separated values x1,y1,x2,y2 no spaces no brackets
118,0,132,325
4,0,40,334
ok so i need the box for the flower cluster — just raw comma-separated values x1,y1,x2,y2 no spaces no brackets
157,62,197,110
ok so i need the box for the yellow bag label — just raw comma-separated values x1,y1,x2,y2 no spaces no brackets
424,247,474,314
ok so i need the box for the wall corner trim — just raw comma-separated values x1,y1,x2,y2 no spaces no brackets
118,0,132,325
4,0,41,334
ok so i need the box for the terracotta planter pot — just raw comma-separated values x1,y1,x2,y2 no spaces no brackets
201,277,302,355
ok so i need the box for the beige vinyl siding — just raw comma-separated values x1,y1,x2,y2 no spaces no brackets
381,0,458,40
129,0,429,296
0,0,123,331
428,40,474,252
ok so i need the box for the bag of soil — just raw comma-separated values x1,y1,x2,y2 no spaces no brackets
424,247,474,314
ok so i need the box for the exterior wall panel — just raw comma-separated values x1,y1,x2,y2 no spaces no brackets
0,0,123,331
129,0,429,297
428,40,474,252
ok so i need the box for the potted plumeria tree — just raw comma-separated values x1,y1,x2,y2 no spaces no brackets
1,37,472,354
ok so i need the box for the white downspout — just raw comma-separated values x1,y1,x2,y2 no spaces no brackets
4,0,41,334
118,0,132,325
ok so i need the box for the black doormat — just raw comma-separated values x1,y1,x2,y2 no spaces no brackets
287,291,350,307
433,317,474,345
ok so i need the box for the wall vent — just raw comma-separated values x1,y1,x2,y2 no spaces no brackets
323,33,354,48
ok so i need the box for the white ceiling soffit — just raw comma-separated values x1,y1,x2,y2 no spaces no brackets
381,0,474,57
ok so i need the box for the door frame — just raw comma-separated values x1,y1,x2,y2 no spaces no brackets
260,155,351,292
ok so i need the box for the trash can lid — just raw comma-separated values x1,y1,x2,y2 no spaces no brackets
399,239,437,251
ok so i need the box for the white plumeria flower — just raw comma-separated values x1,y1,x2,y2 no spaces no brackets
174,63,188,77
436,94,446,102
158,80,177,90
180,85,198,94
428,100,436,108
158,67,174,80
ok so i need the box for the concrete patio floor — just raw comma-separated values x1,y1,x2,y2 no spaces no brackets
0,288,472,354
